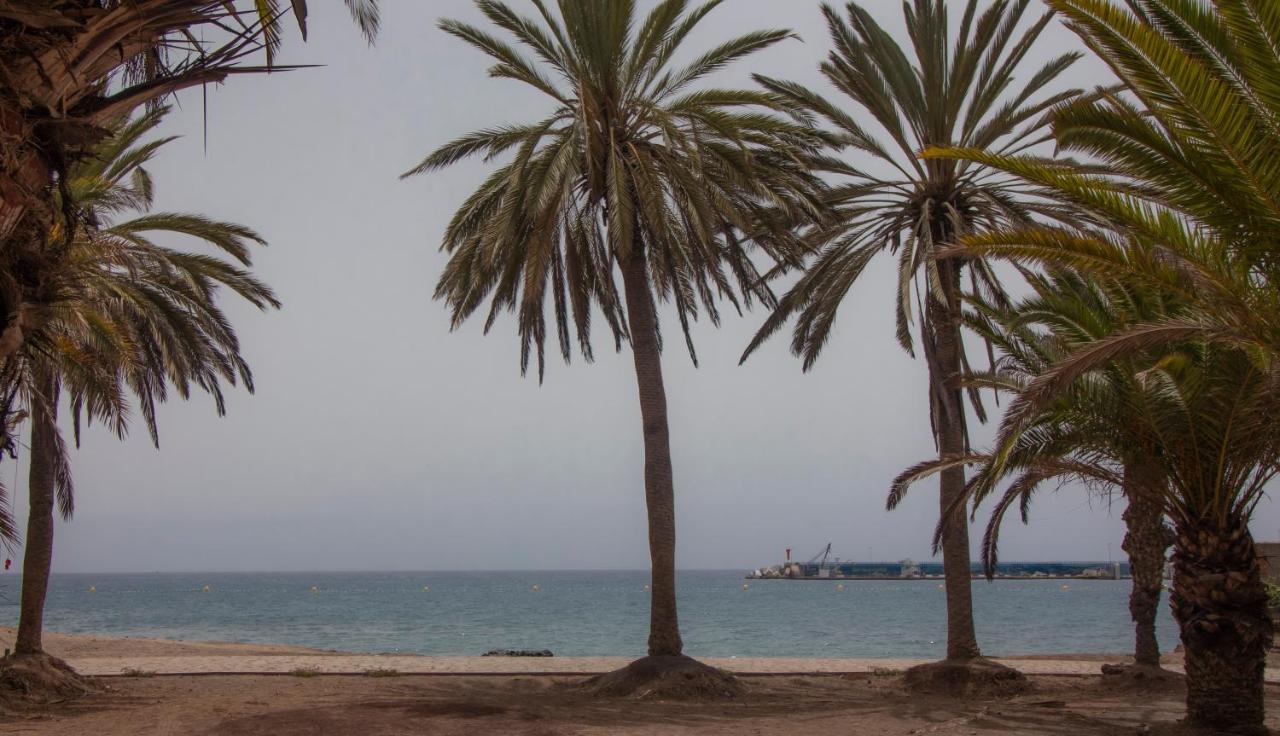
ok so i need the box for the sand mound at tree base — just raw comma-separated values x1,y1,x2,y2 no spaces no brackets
902,658,1030,697
580,655,745,700
0,653,94,707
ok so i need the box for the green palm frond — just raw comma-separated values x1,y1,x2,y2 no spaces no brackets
0,108,279,540
740,0,1082,425
409,0,829,379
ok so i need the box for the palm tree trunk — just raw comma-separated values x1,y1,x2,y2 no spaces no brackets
925,270,981,662
619,248,683,658
1170,516,1271,735
1120,458,1169,667
15,369,59,656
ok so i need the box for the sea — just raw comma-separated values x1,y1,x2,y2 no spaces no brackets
0,570,1180,659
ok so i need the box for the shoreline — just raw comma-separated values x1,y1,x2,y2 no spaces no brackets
0,626,1152,662
0,627,1225,680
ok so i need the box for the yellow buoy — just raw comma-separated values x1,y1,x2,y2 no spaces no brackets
531,585,540,592
202,585,211,593
88,586,96,593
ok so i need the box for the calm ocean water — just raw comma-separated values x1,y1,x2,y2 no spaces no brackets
0,570,1179,658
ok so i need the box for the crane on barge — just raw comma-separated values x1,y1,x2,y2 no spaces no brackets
807,543,833,567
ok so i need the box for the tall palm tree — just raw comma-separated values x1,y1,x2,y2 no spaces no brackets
0,0,377,367
892,270,1175,669
405,0,824,694
3,108,278,689
739,0,1082,671
923,1,1280,730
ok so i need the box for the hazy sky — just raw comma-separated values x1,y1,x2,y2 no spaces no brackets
12,1,1280,573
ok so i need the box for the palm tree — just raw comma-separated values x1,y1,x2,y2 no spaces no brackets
920,1,1280,729
892,270,1175,670
405,0,824,695
739,0,1082,674
0,0,377,367
983,318,1279,733
3,108,278,690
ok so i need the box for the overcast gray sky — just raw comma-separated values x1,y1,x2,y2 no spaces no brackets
13,1,1280,573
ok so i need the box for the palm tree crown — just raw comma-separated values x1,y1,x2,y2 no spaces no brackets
743,0,1082,373
0,107,279,545
406,0,827,377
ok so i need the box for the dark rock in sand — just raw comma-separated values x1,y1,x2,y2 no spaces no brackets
481,649,554,657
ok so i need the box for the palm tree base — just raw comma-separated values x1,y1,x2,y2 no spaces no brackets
902,657,1029,697
580,655,744,700
0,652,92,705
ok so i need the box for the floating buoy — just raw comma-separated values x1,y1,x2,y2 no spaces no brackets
937,584,944,590
531,585,540,592
1061,584,1070,591
836,583,845,592
422,586,430,592
309,586,319,594
88,586,96,593
202,585,211,593
643,584,650,592
742,584,749,591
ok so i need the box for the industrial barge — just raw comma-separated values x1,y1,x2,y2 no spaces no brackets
748,544,1128,580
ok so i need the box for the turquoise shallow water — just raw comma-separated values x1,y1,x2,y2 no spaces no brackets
1,570,1179,658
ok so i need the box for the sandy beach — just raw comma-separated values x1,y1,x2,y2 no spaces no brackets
1,628,1278,735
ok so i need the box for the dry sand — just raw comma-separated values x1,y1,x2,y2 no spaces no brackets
4,669,1272,736
1,629,1276,735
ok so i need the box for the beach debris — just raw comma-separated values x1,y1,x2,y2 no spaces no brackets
363,668,402,677
482,649,554,657
289,666,322,678
119,668,156,678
